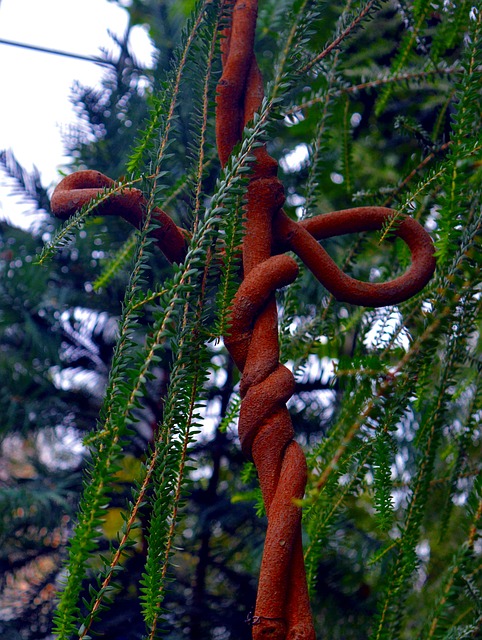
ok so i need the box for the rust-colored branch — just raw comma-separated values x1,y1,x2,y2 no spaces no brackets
274,206,435,306
216,2,315,637
49,2,436,639
51,170,188,264
299,0,378,75
215,2,434,639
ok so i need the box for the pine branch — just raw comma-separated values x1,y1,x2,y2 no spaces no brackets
298,0,379,75
287,66,460,113
375,0,433,116
0,149,51,213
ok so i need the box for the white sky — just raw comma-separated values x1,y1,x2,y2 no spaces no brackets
0,0,154,228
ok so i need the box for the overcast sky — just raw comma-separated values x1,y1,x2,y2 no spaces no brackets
0,0,154,228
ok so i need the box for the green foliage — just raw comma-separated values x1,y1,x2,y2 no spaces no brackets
435,5,482,265
37,182,135,265
92,232,137,291
374,0,433,116
1,1,481,639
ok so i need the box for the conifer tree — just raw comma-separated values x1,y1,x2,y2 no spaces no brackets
1,1,480,639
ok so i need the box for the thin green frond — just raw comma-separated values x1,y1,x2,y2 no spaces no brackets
93,232,137,291
436,7,482,264
375,0,433,116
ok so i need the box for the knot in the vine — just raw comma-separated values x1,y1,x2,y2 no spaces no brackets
216,2,435,639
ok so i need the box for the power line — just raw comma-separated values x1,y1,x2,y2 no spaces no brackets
0,38,114,67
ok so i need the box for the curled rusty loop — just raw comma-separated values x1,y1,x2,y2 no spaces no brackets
51,170,188,265
216,1,435,639
50,1,436,638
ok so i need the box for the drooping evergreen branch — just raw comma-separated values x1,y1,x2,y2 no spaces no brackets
92,232,137,291
305,212,480,506
50,92,279,633
375,0,433,116
304,446,373,592
50,5,227,635
191,0,226,225
127,0,213,176
271,0,311,93
373,369,480,639
287,66,460,113
77,240,215,637
75,210,214,637
371,265,481,637
298,0,379,75
436,4,482,264
373,385,453,638
302,51,339,217
0,149,50,213
421,461,481,639
37,2,480,638
140,302,210,638
53,200,160,640
304,260,480,615
78,261,209,638
310,265,478,498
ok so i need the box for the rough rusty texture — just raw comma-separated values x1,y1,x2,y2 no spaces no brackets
215,2,435,639
51,170,188,264
50,1,436,638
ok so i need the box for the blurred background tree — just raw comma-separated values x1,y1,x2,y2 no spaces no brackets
0,1,480,639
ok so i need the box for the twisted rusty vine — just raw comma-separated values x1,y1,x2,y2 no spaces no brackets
50,1,436,638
